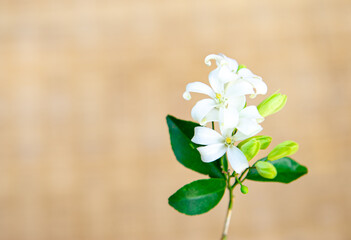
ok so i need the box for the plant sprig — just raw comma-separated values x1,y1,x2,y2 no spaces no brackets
167,54,308,239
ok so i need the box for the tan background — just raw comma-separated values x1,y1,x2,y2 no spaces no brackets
0,0,351,239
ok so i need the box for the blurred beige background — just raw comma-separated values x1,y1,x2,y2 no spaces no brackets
0,0,350,239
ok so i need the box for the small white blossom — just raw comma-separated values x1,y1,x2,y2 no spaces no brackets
205,53,267,98
183,74,246,127
204,54,240,83
191,105,264,174
191,126,248,174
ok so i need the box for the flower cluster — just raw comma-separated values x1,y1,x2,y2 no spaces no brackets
183,54,268,174
168,55,306,234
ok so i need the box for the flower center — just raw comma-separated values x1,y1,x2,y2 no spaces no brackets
225,137,232,146
215,93,228,107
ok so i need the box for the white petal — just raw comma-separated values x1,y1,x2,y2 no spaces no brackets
183,82,216,100
191,127,224,145
217,66,236,83
227,95,246,112
191,99,216,124
232,131,251,141
219,107,239,136
208,68,225,93
204,108,220,123
204,54,224,66
236,119,263,136
240,106,264,121
225,80,255,97
220,128,235,139
237,67,256,78
233,127,263,141
197,143,227,163
220,54,239,72
237,68,267,96
246,77,267,96
227,146,249,174
205,54,239,72
206,54,238,83
236,106,264,135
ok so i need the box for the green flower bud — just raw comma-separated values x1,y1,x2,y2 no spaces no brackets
241,185,249,194
268,141,299,161
257,91,287,117
255,161,277,179
238,139,260,161
237,135,272,150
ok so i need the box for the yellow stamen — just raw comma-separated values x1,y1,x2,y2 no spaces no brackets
225,137,232,145
216,93,222,99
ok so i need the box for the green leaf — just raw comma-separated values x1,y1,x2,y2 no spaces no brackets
166,115,224,178
168,179,226,215
246,157,308,183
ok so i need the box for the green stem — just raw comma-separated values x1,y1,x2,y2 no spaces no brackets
221,166,251,239
232,167,249,188
221,175,234,240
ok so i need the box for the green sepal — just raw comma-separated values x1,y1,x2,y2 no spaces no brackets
268,141,299,161
168,178,226,215
237,64,246,72
238,139,260,161
246,157,308,183
166,115,224,178
237,135,272,150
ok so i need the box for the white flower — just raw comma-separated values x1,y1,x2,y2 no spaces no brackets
219,105,264,146
204,54,240,83
205,54,267,97
191,126,249,174
183,75,246,127
191,106,264,174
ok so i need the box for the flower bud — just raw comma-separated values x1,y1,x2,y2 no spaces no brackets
268,141,299,161
241,185,249,194
238,139,260,161
257,92,287,117
238,135,272,150
255,161,277,179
